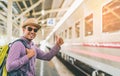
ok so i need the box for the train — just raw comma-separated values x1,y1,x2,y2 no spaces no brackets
48,0,120,76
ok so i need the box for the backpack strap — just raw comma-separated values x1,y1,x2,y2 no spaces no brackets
11,39,29,48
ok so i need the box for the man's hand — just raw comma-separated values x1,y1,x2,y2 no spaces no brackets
56,35,64,46
26,48,35,59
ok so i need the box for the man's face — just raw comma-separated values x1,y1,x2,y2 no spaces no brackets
23,25,38,40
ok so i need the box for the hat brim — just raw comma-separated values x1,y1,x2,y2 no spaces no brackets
22,23,41,29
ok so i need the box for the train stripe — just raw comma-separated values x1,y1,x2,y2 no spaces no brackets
69,48,120,62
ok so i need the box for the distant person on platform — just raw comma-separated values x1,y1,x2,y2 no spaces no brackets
6,18,64,76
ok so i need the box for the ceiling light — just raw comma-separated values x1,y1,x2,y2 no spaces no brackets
41,20,45,24
41,10,45,15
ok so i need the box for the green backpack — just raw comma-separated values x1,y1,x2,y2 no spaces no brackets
0,39,27,76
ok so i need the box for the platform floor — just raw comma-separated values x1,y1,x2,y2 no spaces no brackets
35,57,74,76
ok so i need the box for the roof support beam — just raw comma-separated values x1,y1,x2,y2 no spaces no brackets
0,14,7,22
36,8,68,21
33,8,69,16
0,2,7,11
16,1,22,12
13,0,43,22
23,0,28,9
12,0,26,1
29,0,35,17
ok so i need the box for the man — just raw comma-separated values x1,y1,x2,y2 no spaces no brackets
6,18,64,76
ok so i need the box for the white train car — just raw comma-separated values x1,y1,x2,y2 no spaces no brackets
49,0,120,76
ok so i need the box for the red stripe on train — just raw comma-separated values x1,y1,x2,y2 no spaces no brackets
68,48,120,62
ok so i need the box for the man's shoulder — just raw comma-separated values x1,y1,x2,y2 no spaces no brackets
11,39,26,48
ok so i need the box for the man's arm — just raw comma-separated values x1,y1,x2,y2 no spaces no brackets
36,36,64,60
36,44,60,60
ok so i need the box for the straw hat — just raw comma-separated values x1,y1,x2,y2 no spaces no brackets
22,18,41,29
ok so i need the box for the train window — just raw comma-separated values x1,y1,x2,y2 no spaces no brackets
102,0,120,33
75,21,80,38
85,14,93,36
69,27,72,39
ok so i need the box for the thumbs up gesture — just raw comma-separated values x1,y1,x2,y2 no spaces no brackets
55,35,64,46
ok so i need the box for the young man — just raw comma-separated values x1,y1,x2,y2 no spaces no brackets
6,18,64,76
